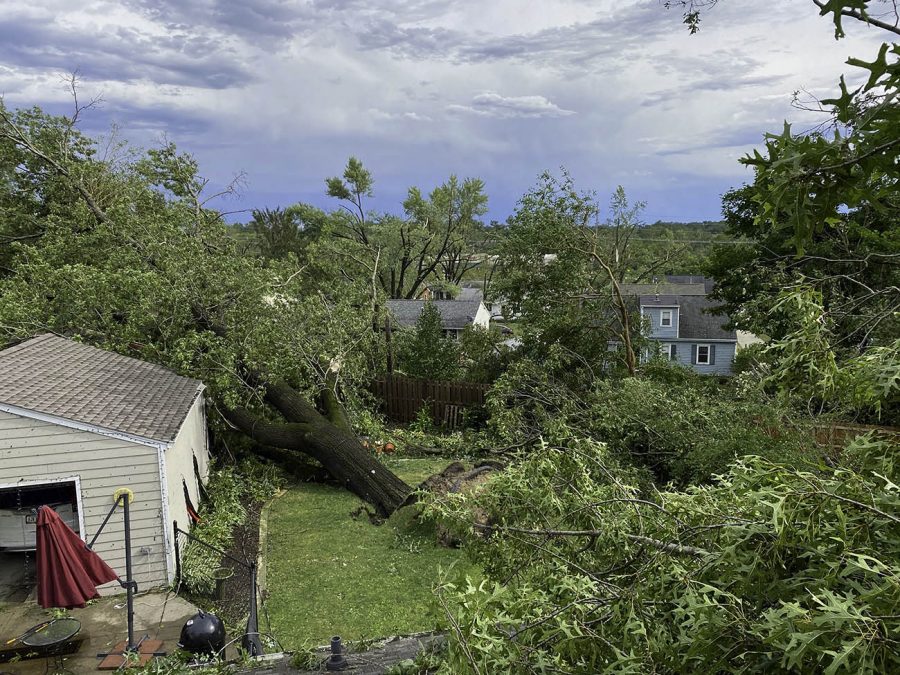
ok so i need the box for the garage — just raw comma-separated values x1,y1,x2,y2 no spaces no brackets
0,334,210,598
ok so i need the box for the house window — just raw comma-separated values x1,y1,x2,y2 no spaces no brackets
660,310,672,327
696,344,711,365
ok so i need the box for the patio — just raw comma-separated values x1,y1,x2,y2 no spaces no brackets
0,591,199,673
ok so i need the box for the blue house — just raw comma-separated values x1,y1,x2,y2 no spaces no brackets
638,294,737,374
620,278,738,375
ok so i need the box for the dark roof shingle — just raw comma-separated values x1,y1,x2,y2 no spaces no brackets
639,295,679,307
0,334,203,442
386,300,483,329
677,296,736,340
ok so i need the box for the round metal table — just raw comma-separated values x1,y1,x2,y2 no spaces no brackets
21,618,81,675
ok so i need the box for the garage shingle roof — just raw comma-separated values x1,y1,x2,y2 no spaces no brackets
0,334,203,442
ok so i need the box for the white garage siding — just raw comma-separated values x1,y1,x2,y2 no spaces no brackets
163,395,209,580
0,410,169,592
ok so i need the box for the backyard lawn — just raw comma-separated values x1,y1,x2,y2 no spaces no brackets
264,457,477,648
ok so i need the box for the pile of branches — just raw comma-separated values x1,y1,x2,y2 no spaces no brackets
423,435,900,673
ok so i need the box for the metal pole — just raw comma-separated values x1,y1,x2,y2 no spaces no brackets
123,496,136,652
173,520,180,585
241,563,264,656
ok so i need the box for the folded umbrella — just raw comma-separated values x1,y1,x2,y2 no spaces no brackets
36,505,119,609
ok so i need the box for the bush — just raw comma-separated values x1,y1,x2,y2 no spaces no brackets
486,358,814,486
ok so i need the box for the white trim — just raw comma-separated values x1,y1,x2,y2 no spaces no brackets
0,403,170,450
0,476,86,543
157,445,174,583
696,344,711,365
660,310,672,327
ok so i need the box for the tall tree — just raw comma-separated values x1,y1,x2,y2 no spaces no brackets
249,204,326,260
685,0,900,415
317,158,487,299
495,174,648,376
394,302,461,380
403,175,488,287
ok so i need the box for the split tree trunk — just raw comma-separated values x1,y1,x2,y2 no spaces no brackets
224,379,412,516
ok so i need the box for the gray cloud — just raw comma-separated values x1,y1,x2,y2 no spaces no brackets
354,2,672,72
448,93,576,119
0,15,254,89
122,0,316,43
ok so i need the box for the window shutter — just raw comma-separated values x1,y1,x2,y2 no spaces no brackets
710,344,716,365
691,344,696,364
671,344,678,359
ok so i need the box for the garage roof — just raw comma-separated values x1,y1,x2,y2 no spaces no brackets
0,334,203,443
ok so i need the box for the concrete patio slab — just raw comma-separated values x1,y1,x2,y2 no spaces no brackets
0,590,200,673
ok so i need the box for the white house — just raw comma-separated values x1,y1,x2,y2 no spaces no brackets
386,299,491,339
0,334,209,594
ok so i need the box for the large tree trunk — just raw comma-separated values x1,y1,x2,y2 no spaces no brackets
223,379,413,516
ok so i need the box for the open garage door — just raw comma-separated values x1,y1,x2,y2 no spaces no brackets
0,479,83,602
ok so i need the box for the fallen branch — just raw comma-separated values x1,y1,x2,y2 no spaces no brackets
475,523,709,557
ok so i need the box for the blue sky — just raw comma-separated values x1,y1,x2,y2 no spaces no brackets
0,0,888,224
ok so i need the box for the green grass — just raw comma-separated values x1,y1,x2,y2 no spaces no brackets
265,457,477,648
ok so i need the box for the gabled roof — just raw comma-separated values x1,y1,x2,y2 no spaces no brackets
386,299,483,329
677,296,736,340
0,334,203,443
456,287,483,302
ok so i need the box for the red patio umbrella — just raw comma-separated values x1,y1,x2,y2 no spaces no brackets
36,505,119,609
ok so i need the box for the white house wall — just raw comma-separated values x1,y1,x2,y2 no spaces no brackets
473,302,491,329
163,395,209,581
0,410,168,592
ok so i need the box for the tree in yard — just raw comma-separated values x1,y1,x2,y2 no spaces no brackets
393,302,461,381
249,204,327,261
0,103,412,516
403,175,488,287
698,3,900,416
495,174,657,377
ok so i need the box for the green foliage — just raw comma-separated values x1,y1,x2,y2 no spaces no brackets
424,435,900,673
705,24,900,421
248,204,326,260
0,113,383,427
763,288,900,417
315,158,488,300
180,460,283,595
385,641,448,674
487,349,810,485
394,302,461,380
495,175,652,374
458,324,509,384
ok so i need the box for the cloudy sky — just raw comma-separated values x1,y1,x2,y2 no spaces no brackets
0,0,888,223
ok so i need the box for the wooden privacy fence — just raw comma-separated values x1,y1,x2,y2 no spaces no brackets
372,375,492,428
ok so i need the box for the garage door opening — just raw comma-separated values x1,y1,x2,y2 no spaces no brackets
0,479,82,603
